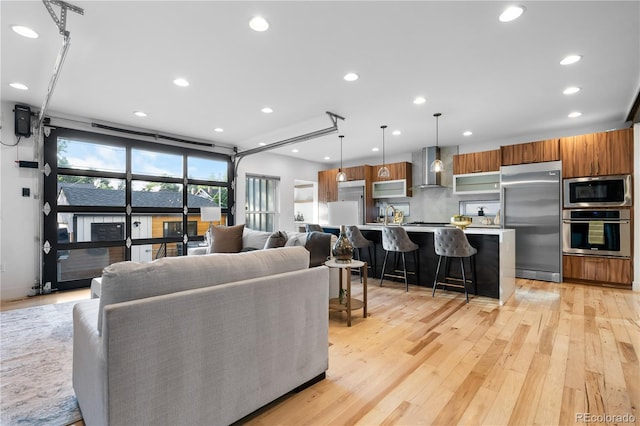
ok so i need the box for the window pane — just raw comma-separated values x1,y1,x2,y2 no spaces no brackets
58,213,127,242
187,184,227,208
57,247,125,281
57,138,125,173
131,148,183,178
187,213,226,237
245,213,274,232
131,181,184,207
58,177,126,207
188,156,228,182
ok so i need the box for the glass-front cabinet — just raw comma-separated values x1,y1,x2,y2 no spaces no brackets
453,171,500,194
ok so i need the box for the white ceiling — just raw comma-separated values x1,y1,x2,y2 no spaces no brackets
1,1,639,165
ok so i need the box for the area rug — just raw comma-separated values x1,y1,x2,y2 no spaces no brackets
1,301,82,425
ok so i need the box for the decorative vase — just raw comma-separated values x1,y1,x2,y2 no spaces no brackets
332,225,353,263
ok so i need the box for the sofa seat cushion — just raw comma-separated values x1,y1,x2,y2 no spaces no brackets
97,246,310,334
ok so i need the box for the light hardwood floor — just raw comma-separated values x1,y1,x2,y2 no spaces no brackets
2,279,638,425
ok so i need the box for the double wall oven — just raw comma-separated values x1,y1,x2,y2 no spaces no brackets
562,174,632,259
562,209,631,258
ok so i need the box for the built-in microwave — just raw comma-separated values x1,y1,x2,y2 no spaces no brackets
563,175,632,208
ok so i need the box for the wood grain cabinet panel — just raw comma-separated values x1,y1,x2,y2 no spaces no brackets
372,162,412,196
561,128,633,178
501,139,560,166
372,162,412,181
343,165,366,181
453,150,500,174
562,255,632,286
318,168,338,204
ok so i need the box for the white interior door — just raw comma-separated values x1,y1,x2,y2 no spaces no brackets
131,216,153,262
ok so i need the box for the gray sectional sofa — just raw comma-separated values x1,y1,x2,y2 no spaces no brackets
73,246,330,426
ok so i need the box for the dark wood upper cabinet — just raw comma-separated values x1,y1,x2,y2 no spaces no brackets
453,150,500,174
501,139,560,166
561,128,633,178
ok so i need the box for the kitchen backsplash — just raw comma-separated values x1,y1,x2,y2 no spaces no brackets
409,146,500,222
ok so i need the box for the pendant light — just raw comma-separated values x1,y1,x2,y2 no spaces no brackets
377,125,390,179
430,113,444,172
336,135,347,182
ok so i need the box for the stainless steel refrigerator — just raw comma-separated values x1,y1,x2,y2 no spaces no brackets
501,161,562,282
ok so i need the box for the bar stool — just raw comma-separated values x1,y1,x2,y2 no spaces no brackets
432,227,477,303
380,227,420,291
305,224,323,232
346,225,376,279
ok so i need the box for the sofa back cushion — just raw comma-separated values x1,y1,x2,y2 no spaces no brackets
242,227,273,250
264,231,287,249
97,246,310,334
211,224,245,253
305,232,332,267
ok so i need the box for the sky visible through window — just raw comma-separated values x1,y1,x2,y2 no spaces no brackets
58,139,228,190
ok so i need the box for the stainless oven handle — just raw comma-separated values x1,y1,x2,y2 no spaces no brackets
563,220,629,224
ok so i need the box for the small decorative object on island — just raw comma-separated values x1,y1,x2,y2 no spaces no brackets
450,214,473,229
332,225,354,263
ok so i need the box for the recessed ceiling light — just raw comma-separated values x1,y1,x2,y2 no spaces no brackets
344,73,359,82
560,55,582,65
568,111,582,118
259,142,267,146
291,149,299,153
563,86,581,95
372,147,379,152
413,96,426,105
261,107,273,114
249,16,269,32
324,156,331,160
499,6,525,22
134,111,147,117
173,78,189,87
214,128,224,133
463,131,473,136
12,25,38,38
9,82,28,90
392,130,401,136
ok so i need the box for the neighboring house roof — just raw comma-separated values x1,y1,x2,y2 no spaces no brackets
57,184,219,208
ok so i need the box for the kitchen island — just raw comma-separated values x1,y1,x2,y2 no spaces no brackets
323,225,515,304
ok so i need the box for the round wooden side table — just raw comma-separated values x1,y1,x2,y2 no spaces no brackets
325,259,368,326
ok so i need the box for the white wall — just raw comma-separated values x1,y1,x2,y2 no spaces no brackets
0,102,327,301
0,101,41,300
634,122,639,292
235,152,325,233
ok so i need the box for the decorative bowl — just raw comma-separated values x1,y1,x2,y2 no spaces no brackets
450,215,473,229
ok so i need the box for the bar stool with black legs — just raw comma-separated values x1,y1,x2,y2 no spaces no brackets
380,226,420,291
346,225,376,279
432,227,477,303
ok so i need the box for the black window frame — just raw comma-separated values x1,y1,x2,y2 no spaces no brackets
43,126,234,291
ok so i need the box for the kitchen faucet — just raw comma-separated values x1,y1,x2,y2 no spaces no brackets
384,205,396,226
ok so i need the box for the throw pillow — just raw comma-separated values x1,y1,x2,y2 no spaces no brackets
211,224,245,253
263,231,287,249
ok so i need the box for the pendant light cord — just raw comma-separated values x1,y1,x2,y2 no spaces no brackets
381,125,387,166
434,112,441,147
339,135,344,170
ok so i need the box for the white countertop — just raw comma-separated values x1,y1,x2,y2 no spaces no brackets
326,224,514,236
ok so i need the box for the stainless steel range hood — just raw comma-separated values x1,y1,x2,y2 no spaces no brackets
417,146,442,188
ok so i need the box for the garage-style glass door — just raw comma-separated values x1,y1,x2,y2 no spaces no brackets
42,126,233,292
